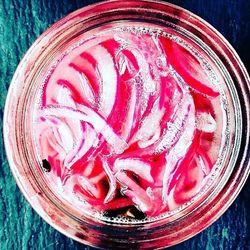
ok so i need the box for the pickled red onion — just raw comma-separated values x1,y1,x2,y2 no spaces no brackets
34,26,223,218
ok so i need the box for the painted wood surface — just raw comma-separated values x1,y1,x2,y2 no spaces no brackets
0,0,249,249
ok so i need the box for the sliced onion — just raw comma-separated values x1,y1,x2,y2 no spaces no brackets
41,105,128,154
116,171,152,213
89,44,117,117
196,111,217,133
114,158,153,183
161,91,196,203
78,175,101,198
160,36,219,97
102,160,117,204
36,30,221,218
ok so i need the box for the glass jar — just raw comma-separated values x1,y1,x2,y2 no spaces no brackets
4,1,250,249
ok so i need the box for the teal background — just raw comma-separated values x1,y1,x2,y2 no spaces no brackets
0,0,249,249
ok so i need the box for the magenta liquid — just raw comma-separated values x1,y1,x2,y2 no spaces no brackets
34,24,227,222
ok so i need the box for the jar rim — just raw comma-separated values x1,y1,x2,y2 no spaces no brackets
4,1,250,248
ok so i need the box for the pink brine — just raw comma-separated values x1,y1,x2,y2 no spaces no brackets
34,24,226,221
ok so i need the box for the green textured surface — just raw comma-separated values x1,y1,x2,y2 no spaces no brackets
0,0,249,249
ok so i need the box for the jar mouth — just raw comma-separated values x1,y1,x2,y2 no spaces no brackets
3,0,250,248
29,21,239,226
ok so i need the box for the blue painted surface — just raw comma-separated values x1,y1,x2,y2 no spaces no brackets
0,0,249,249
